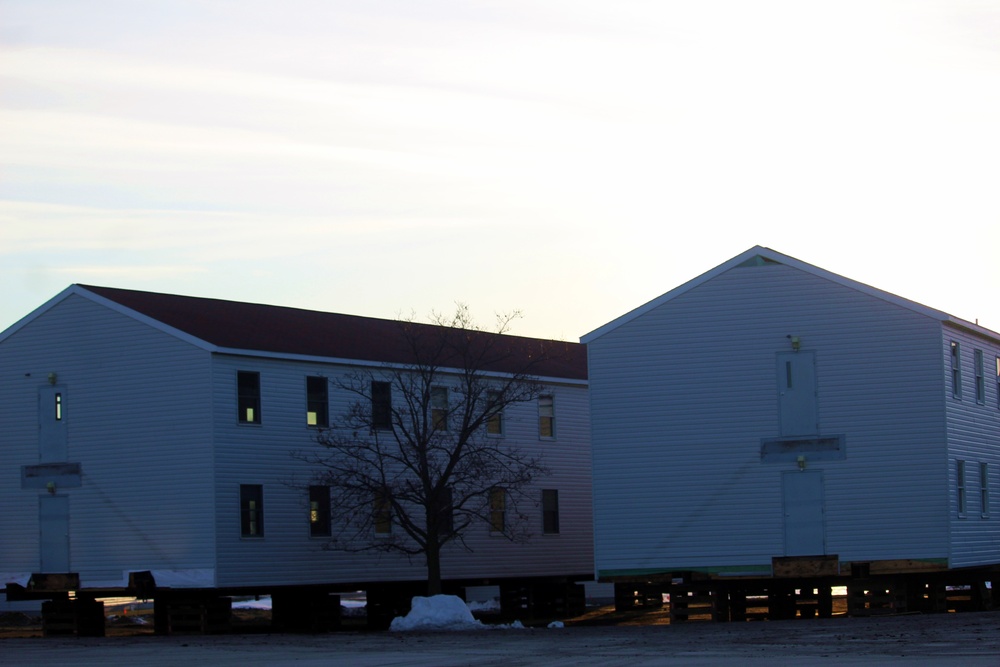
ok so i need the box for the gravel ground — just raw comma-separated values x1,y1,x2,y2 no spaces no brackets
3,611,1000,666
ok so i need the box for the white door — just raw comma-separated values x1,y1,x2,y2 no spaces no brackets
39,495,70,572
782,471,825,556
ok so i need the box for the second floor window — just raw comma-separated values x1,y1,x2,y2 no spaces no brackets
238,371,261,424
974,350,985,405
538,395,555,438
372,381,392,431
306,376,329,427
486,390,503,436
951,342,962,399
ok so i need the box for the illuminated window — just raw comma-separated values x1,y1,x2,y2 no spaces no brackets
306,376,329,427
489,487,506,533
54,392,63,421
238,371,261,424
240,484,264,537
538,395,555,438
951,342,962,400
486,391,503,436
371,381,392,431
309,485,331,537
542,489,560,534
431,386,448,430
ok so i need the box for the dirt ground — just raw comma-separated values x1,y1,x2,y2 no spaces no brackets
3,604,1000,666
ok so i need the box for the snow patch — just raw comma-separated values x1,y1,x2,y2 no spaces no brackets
390,595,484,631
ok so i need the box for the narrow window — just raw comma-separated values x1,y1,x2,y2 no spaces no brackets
489,487,506,533
431,386,448,431
951,342,962,399
996,356,1000,410
538,395,555,439
306,376,329,427
371,381,392,431
981,463,990,518
974,350,985,405
486,390,503,436
542,489,560,534
374,490,392,536
436,487,453,536
957,460,967,518
309,485,331,537
54,392,63,421
238,371,262,424
240,484,264,537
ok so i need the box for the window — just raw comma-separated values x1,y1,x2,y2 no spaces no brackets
374,490,392,536
240,484,264,537
542,489,560,534
371,381,392,431
996,356,1000,409
54,392,63,421
489,487,506,533
436,487,453,535
238,371,261,424
538,395,555,438
950,342,962,399
306,376,329,427
486,390,503,436
981,463,990,518
957,460,967,518
309,485,331,537
431,386,448,430
974,350,985,405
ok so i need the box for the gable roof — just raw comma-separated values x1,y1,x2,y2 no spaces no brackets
582,245,999,344
9,285,587,381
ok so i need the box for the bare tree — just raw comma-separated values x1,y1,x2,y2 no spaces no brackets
297,305,566,596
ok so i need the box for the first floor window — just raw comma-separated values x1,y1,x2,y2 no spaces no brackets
306,376,329,427
981,463,990,518
538,395,555,438
309,485,331,537
374,490,392,536
489,487,506,533
957,461,967,517
436,487,453,535
542,489,560,534
238,371,262,424
240,484,264,537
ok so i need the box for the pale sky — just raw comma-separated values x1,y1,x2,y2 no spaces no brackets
2,1,998,341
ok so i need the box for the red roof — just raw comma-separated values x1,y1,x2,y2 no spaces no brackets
78,285,587,381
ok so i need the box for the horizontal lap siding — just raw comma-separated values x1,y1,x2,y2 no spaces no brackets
0,295,215,585
211,356,592,587
590,263,948,577
944,327,1000,568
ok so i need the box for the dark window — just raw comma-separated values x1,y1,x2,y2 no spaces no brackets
306,376,329,427
996,356,1000,409
309,485,331,537
431,386,448,430
957,461,967,518
974,350,985,405
538,395,555,438
542,489,560,534
240,484,264,537
374,490,391,536
981,463,990,518
436,487,453,535
951,342,962,399
238,371,261,424
371,381,392,430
